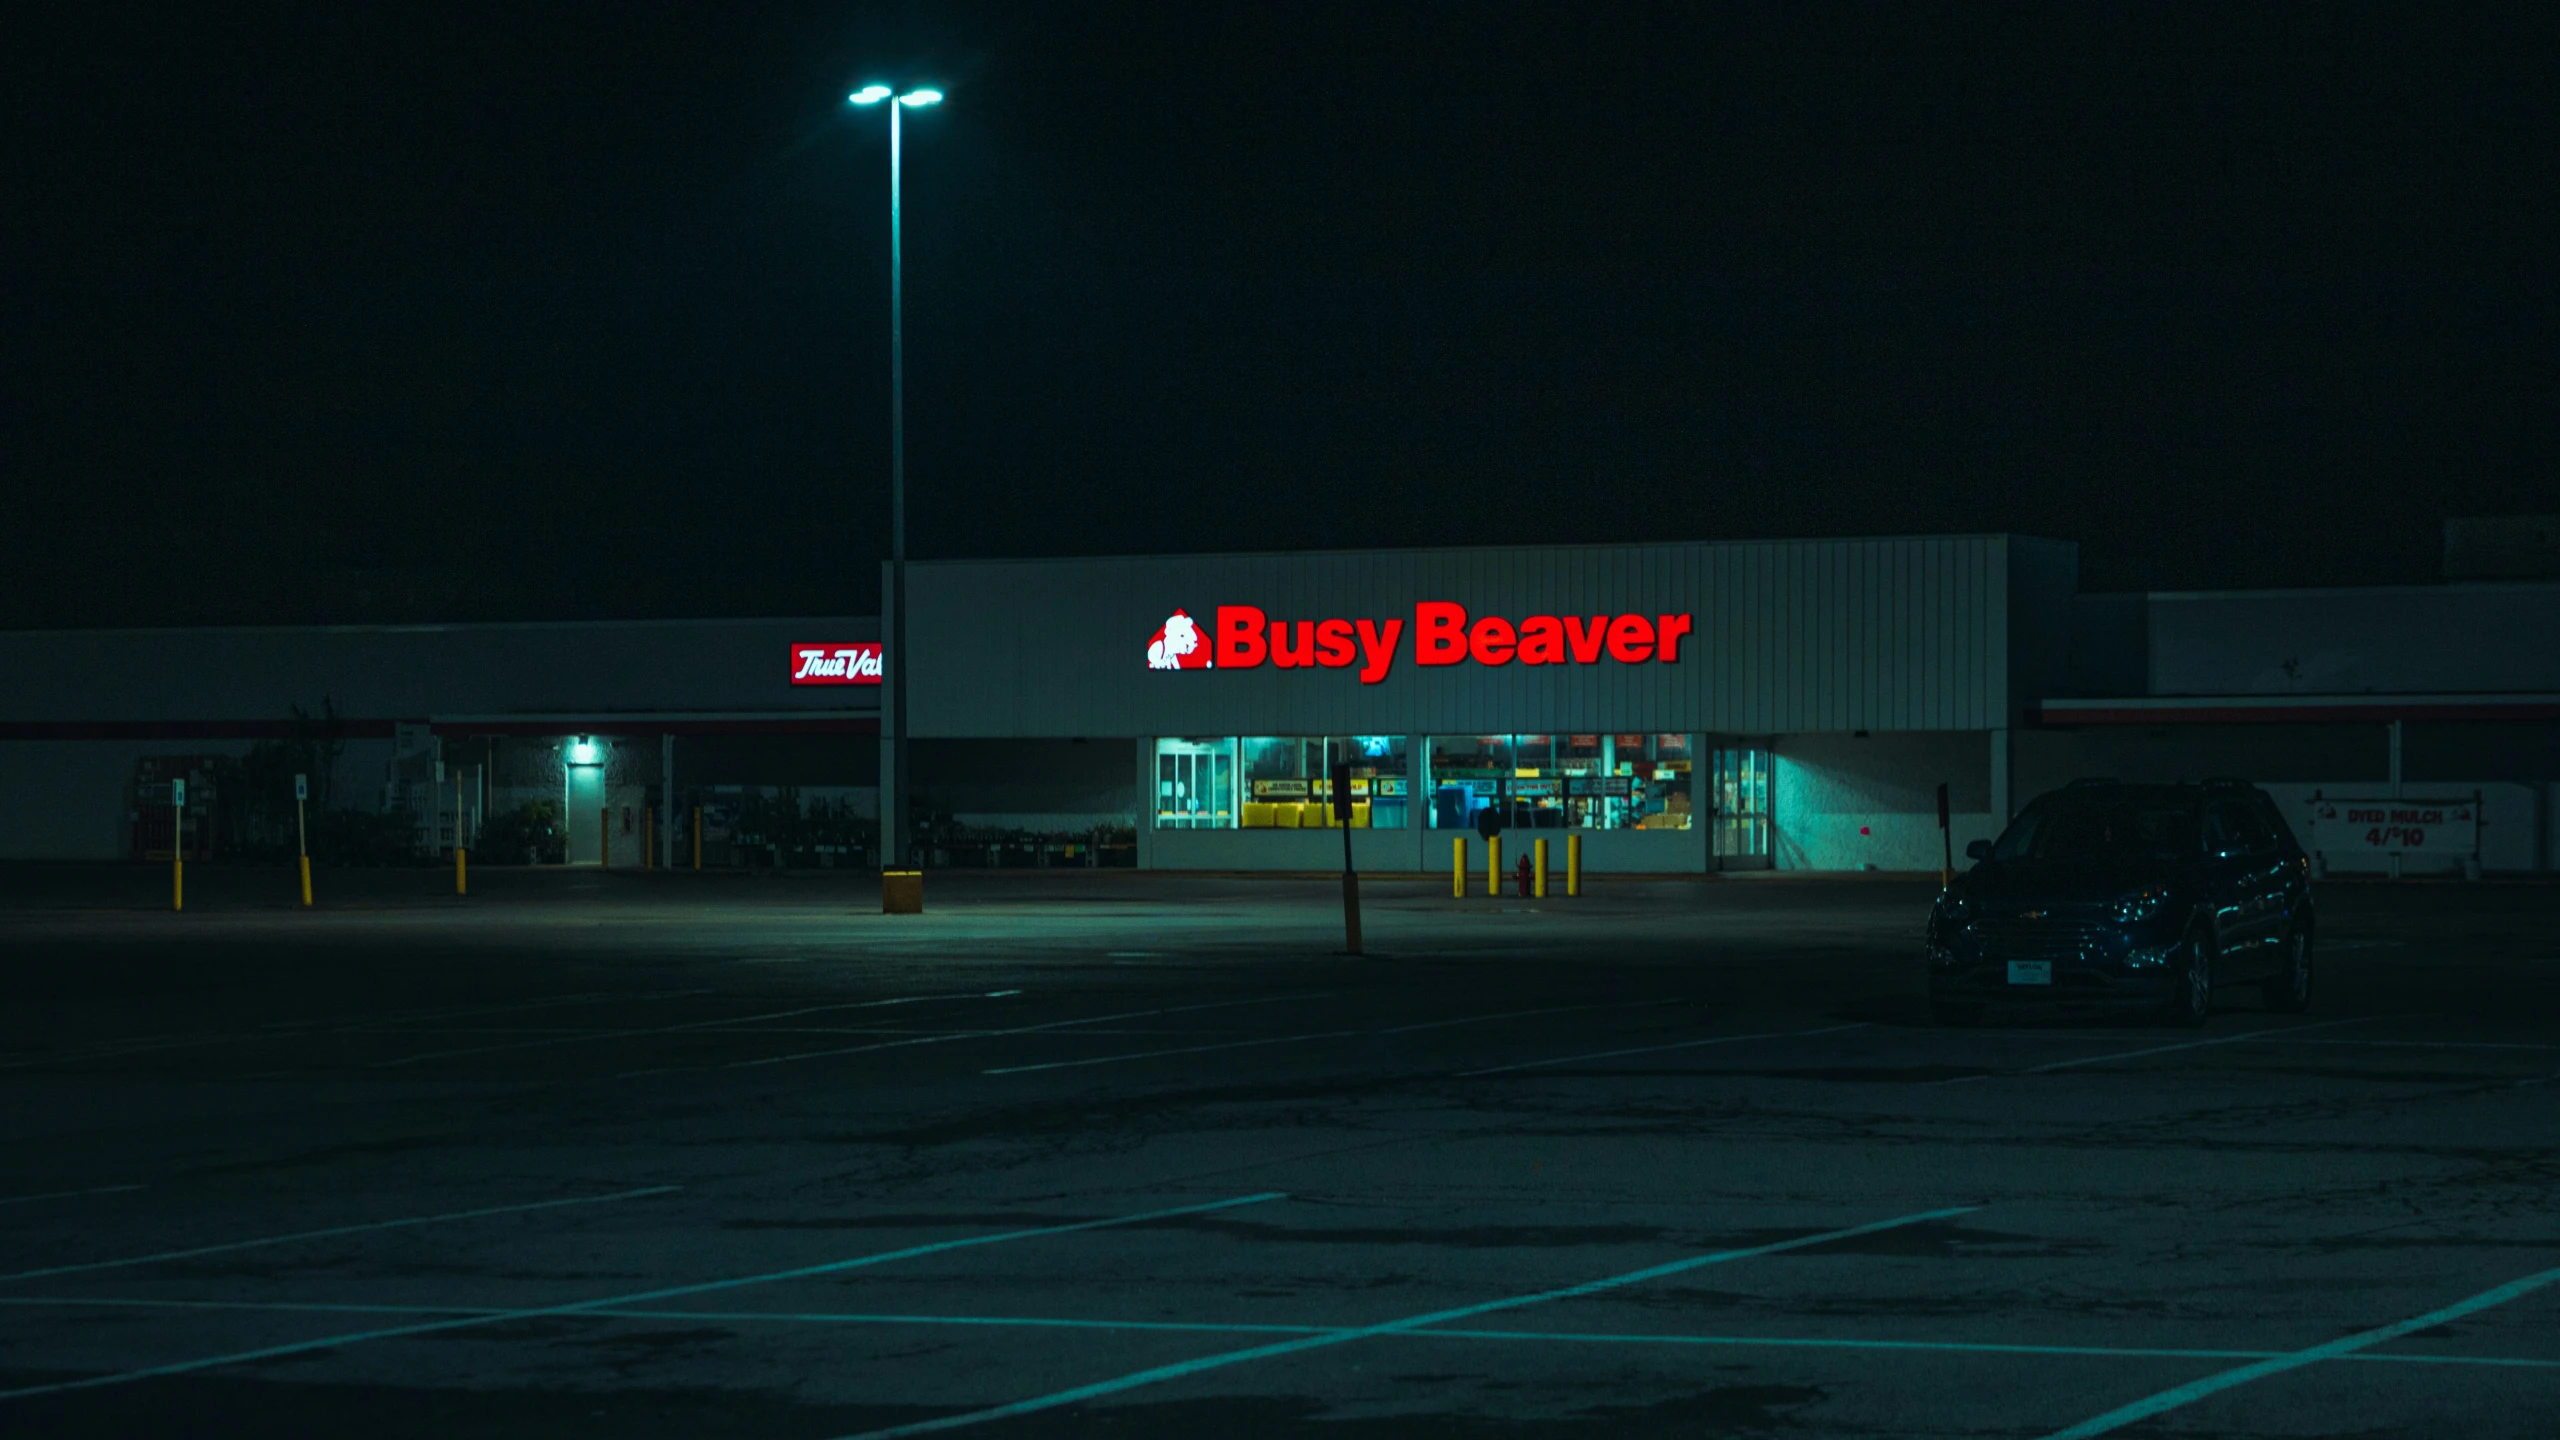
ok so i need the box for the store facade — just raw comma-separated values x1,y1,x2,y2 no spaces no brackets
13,532,2545,874
893,535,2075,872
0,618,881,865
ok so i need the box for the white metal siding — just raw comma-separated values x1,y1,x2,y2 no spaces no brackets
902,536,2028,737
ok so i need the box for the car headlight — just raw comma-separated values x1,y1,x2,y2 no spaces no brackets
2111,889,2170,924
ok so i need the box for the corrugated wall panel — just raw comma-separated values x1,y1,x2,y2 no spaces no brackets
901,536,2035,738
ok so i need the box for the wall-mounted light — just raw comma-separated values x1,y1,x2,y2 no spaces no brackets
567,737,602,766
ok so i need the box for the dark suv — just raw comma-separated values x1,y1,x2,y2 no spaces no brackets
1926,779,2315,1026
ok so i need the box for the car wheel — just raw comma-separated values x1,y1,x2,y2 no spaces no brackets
2262,926,2313,1013
2168,923,2214,1028
1932,1000,1983,1028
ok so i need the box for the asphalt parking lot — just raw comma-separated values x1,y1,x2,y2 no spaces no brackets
1,865,2555,1438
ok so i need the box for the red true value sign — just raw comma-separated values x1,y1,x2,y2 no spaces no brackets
790,643,883,686
1147,603,1693,685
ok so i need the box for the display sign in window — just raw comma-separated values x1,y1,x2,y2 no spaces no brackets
1426,734,1693,830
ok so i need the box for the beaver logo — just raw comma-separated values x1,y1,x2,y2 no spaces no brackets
1146,610,1211,670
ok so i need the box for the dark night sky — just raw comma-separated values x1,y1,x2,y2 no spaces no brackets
5,4,2554,628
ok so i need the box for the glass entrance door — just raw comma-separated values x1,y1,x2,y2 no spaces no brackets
1709,746,1771,866
1154,739,1235,829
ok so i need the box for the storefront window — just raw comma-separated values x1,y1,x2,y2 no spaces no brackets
1153,738,1235,829
1154,737,1409,829
1239,736,1407,829
1427,733,1692,830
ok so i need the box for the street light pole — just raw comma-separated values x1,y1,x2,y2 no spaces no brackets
887,93,909,874
849,84,940,880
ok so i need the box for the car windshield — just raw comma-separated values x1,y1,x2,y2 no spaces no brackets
1990,791,2197,863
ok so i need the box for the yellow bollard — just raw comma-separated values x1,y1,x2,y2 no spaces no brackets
299,854,313,907
882,869,923,914
1487,835,1501,898
455,846,467,896
1566,833,1582,898
600,807,611,869
1452,836,1467,897
644,809,655,870
1534,837,1548,898
691,805,702,870
173,854,183,912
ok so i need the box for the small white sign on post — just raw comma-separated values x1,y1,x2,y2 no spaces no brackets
294,774,308,802
171,778,186,808
2305,796,2479,857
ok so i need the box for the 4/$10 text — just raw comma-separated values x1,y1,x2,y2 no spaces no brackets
1208,602,1694,684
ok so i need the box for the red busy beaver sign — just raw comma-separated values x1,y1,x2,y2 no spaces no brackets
1144,603,1692,685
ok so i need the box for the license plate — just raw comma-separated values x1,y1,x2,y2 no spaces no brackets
2006,960,2053,986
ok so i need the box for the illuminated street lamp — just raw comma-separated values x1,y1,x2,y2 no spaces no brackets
846,84,942,883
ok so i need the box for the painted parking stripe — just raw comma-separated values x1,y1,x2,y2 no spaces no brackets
729,994,1338,1070
828,1204,1975,1439
0,1183,146,1209
984,1001,1650,1076
372,991,1017,1066
8,1295,2556,1373
2022,1016,2378,1074
0,1191,1286,1402
1935,1016,2380,1086
2255,1037,2560,1052
2038,1260,2560,1439
0,989,719,1070
0,1186,679,1283
1458,1021,1869,1077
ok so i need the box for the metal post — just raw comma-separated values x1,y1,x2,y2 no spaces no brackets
2388,718,2404,880
1334,754,1361,955
295,778,312,907
454,774,467,895
1566,832,1581,897
661,733,676,870
171,779,185,912
1937,780,1954,887
601,807,611,870
692,804,703,871
1486,835,1501,899
1452,836,1466,898
1534,837,1548,898
886,98,911,877
1989,727,2012,826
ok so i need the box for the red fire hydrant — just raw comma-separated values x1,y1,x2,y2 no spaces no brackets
1514,851,1534,897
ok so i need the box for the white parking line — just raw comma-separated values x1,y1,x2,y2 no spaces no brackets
2022,1016,2378,1074
1458,1021,1870,1077
371,991,1018,1066
2039,1260,2560,1438
0,1191,1286,1402
0,1183,145,1209
2254,1037,2560,1052
8,1295,2558,1373
1936,1016,2380,1086
0,1186,679,1283
727,993,1338,1070
983,1001,1654,1077
0,989,718,1070
826,1204,1975,1439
